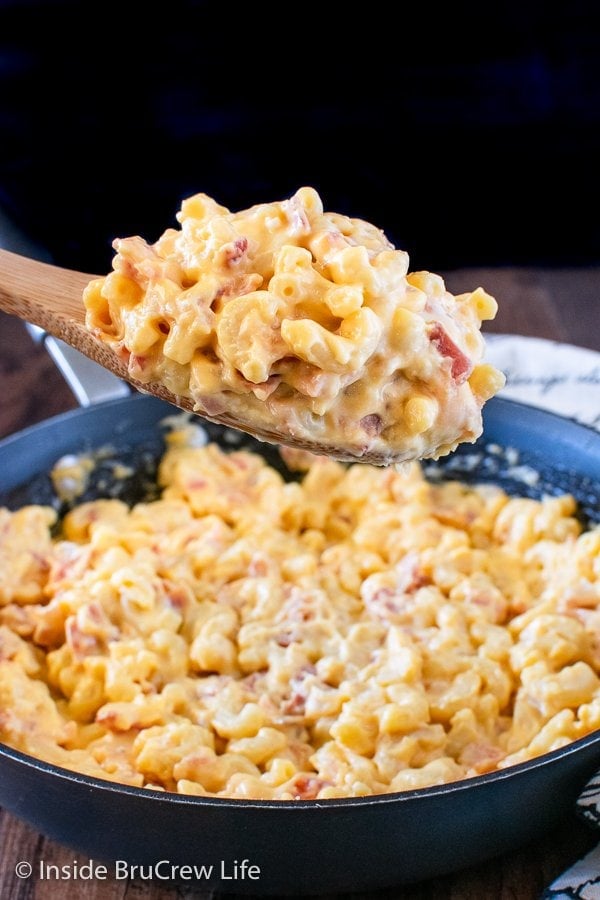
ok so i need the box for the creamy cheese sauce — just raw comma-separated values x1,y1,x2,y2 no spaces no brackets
2,436,600,800
84,188,504,463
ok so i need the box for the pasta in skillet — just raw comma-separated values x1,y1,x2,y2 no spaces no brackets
1,429,600,800
84,188,504,463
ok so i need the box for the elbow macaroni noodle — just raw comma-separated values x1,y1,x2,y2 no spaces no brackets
2,430,600,800
84,188,504,462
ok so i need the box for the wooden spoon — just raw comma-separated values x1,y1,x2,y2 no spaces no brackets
0,247,191,401
0,248,391,462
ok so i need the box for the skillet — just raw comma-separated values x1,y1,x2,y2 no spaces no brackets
0,393,599,895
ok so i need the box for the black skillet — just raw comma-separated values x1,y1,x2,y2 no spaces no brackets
1,394,599,895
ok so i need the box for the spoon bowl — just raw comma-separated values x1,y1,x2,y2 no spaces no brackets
0,249,392,462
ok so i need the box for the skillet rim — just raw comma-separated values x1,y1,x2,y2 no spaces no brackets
2,721,600,811
0,390,599,461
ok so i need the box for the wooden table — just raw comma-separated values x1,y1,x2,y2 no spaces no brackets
1,266,600,899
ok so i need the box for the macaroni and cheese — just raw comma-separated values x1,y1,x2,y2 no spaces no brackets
84,188,504,464
1,431,600,800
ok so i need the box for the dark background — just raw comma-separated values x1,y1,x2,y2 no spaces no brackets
1,0,599,274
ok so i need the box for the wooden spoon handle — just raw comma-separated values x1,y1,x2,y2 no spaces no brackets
0,248,91,332
0,248,196,414
0,248,132,384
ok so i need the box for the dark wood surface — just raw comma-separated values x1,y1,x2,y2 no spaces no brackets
1,265,600,898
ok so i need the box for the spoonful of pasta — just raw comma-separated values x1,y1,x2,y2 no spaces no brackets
0,188,504,465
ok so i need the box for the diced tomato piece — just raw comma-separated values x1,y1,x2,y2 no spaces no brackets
429,324,472,382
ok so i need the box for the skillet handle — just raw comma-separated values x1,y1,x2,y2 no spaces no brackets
27,327,130,406
0,210,129,406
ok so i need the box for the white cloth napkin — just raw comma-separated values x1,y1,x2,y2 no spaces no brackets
486,334,600,431
486,336,600,898
543,844,600,899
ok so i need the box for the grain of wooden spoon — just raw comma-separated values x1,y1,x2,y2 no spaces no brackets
0,248,393,462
